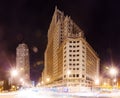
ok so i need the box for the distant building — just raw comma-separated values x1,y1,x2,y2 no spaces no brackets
42,7,100,92
16,43,30,85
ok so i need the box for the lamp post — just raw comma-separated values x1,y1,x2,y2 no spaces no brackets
10,68,18,84
109,67,118,89
10,68,19,90
11,69,18,77
66,70,71,92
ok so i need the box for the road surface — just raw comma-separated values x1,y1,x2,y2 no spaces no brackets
0,88,120,98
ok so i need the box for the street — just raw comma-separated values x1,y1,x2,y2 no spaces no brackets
0,88,120,98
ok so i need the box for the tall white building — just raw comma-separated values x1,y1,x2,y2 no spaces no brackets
16,43,30,85
42,7,100,91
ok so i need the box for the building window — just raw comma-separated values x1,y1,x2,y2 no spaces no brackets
82,69,85,71
82,51,85,53
69,50,72,52
82,55,85,58
82,75,85,78
73,41,76,43
82,42,85,45
69,45,71,48
76,74,79,77
77,41,80,43
73,50,75,52
69,54,72,57
77,45,79,47
73,46,76,48
73,55,75,57
82,60,84,62
64,60,66,62
82,46,85,49
82,64,85,66
64,51,66,54
64,46,66,49
73,74,75,77
77,50,79,52
69,41,72,43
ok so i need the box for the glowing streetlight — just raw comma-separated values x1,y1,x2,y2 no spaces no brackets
11,69,18,77
20,78,24,82
95,79,99,85
10,68,19,86
67,70,71,76
109,67,117,76
109,67,118,89
41,81,44,84
46,78,50,82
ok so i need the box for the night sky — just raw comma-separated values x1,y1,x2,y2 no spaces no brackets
0,0,120,81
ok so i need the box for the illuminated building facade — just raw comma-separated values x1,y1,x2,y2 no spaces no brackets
42,7,100,91
16,43,30,84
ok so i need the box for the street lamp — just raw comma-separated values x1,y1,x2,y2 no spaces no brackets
46,78,50,82
10,68,19,89
109,67,118,89
95,79,99,85
66,70,71,92
109,68,117,76
11,69,18,77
